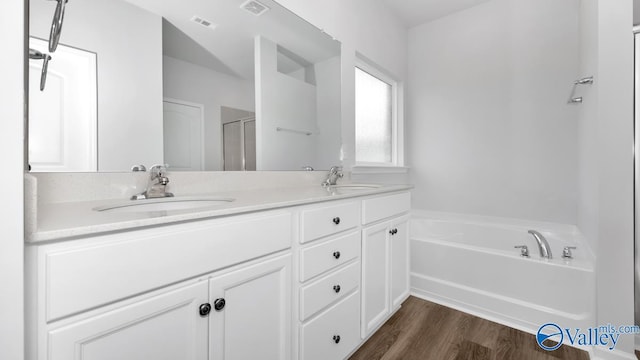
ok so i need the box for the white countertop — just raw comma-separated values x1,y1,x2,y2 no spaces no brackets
28,184,412,243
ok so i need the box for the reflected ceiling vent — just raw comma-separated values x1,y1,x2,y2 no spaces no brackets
240,0,270,16
190,16,218,30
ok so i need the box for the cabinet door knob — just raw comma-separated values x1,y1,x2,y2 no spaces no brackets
213,298,226,311
333,251,341,259
332,217,341,225
333,335,341,344
333,285,341,293
389,228,398,235
199,303,212,316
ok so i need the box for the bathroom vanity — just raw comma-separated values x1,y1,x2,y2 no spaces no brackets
24,0,411,357
24,177,411,360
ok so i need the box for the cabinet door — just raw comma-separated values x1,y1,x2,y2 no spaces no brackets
47,281,209,360
361,222,390,338
209,254,291,360
390,215,410,310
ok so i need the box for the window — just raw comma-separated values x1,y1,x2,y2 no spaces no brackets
355,62,400,166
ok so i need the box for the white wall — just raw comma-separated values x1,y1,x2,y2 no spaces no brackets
314,56,343,169
577,0,600,265
0,1,24,359
579,0,635,358
275,0,408,171
255,41,343,171
256,37,318,170
407,0,581,224
30,0,163,171
163,56,255,171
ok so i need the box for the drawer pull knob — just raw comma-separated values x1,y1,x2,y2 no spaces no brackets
332,217,341,225
333,251,341,259
390,228,398,235
333,335,341,344
333,285,341,293
213,298,226,311
199,303,211,316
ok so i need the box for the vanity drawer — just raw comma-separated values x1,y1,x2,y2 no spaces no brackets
40,211,292,322
300,261,360,321
300,231,360,282
300,291,361,360
362,192,410,225
301,201,359,243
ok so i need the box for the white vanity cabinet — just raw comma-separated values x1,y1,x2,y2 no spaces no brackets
27,210,293,360
296,200,362,360
45,281,210,360
361,193,411,338
43,255,291,360
27,188,412,360
209,254,291,360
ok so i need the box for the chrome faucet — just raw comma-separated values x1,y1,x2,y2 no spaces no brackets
528,230,552,259
322,166,343,187
131,164,174,200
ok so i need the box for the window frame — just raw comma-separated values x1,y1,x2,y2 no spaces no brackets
354,58,403,168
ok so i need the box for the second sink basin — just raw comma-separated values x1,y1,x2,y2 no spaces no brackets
326,184,383,191
93,196,235,214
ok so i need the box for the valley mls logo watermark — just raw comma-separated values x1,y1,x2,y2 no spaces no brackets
536,323,564,351
536,323,640,351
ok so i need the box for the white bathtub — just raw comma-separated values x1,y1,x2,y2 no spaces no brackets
410,211,595,336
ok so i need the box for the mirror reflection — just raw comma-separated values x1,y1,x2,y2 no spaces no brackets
28,0,341,172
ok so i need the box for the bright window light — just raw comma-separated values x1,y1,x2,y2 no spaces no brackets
355,67,394,164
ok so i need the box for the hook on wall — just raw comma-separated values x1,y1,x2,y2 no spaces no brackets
28,48,52,91
48,0,69,53
568,76,594,104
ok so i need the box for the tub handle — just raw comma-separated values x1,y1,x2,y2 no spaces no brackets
562,246,577,259
514,245,530,258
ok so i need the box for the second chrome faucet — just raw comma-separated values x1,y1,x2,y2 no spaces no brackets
322,166,344,187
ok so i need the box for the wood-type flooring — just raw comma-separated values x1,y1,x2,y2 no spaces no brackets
350,296,590,360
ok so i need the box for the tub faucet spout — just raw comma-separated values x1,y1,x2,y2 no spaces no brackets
528,230,552,259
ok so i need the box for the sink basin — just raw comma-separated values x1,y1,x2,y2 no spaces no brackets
326,184,383,191
93,196,235,213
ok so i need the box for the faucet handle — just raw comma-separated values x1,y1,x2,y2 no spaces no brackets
514,245,530,257
562,246,577,259
150,164,169,177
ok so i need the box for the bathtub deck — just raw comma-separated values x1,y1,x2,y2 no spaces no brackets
349,296,589,360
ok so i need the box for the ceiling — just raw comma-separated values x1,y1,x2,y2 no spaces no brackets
379,0,492,28
124,0,340,80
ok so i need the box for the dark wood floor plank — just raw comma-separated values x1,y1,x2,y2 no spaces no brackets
350,296,590,360
454,340,493,360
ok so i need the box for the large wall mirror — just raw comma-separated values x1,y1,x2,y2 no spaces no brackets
28,0,342,172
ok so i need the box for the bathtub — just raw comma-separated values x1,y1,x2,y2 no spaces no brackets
410,211,595,336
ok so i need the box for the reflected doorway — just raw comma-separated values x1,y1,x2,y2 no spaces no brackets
163,99,204,171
